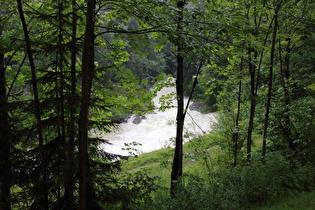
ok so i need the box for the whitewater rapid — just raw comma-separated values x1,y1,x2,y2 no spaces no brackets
99,85,217,156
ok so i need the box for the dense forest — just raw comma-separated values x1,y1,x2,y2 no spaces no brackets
1,0,315,209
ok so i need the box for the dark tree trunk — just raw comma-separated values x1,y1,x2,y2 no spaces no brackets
244,3,255,162
246,47,256,162
279,35,294,151
58,0,66,162
262,4,280,157
233,80,242,167
245,3,264,162
0,23,11,210
233,40,248,167
79,0,96,209
64,0,78,208
170,32,184,197
170,0,185,197
16,0,48,208
57,1,72,206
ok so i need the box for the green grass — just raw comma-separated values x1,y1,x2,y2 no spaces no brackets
122,147,173,171
120,132,315,209
120,132,259,192
251,191,315,210
120,147,173,190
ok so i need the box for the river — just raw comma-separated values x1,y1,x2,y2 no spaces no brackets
99,85,217,156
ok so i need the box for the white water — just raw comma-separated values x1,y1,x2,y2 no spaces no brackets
99,85,217,156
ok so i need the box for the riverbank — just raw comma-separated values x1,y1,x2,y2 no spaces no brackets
112,131,315,209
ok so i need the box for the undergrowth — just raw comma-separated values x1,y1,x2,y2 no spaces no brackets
112,133,315,210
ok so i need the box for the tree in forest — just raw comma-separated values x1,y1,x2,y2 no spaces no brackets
17,0,49,207
7,0,128,208
2,0,171,208
4,0,315,208
78,0,98,208
0,7,11,209
262,3,280,157
169,0,214,195
170,0,186,196
208,0,315,167
266,0,315,161
64,0,79,207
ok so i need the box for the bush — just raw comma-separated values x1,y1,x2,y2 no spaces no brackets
141,153,315,210
215,153,315,208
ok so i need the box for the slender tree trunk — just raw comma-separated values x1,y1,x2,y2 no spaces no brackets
232,44,246,167
65,0,78,208
58,0,66,159
279,34,294,151
233,80,242,167
245,3,265,162
16,0,48,208
79,0,96,209
0,22,11,210
262,4,280,157
171,0,185,196
183,61,203,119
244,3,255,162
246,47,256,162
57,1,71,205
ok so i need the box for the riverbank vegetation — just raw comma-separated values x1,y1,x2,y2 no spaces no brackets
1,0,315,209
107,124,315,209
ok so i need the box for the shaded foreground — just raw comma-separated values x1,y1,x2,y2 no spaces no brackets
109,132,315,209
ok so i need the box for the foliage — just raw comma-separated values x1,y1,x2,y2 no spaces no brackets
2,0,169,208
138,151,315,210
1,0,315,208
251,191,315,210
115,173,164,209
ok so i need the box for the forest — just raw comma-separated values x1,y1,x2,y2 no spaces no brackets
1,0,315,209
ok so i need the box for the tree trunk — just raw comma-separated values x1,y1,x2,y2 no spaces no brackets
0,21,11,210
64,0,78,208
262,4,280,157
57,0,71,205
246,47,256,162
170,0,185,197
279,35,294,151
58,0,66,161
16,0,48,208
232,43,246,167
233,80,242,167
79,0,96,209
245,3,264,162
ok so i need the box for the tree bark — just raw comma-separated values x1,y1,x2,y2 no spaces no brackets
262,4,280,157
246,47,256,162
170,0,185,197
0,20,11,210
279,35,294,151
233,80,242,167
16,0,48,208
245,3,264,162
58,0,66,161
64,0,78,208
79,0,96,209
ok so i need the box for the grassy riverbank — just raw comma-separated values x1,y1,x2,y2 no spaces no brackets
251,191,315,210
118,132,315,209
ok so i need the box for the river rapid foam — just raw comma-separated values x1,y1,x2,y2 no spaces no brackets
99,85,217,156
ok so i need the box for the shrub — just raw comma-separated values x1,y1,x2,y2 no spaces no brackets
141,153,315,210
